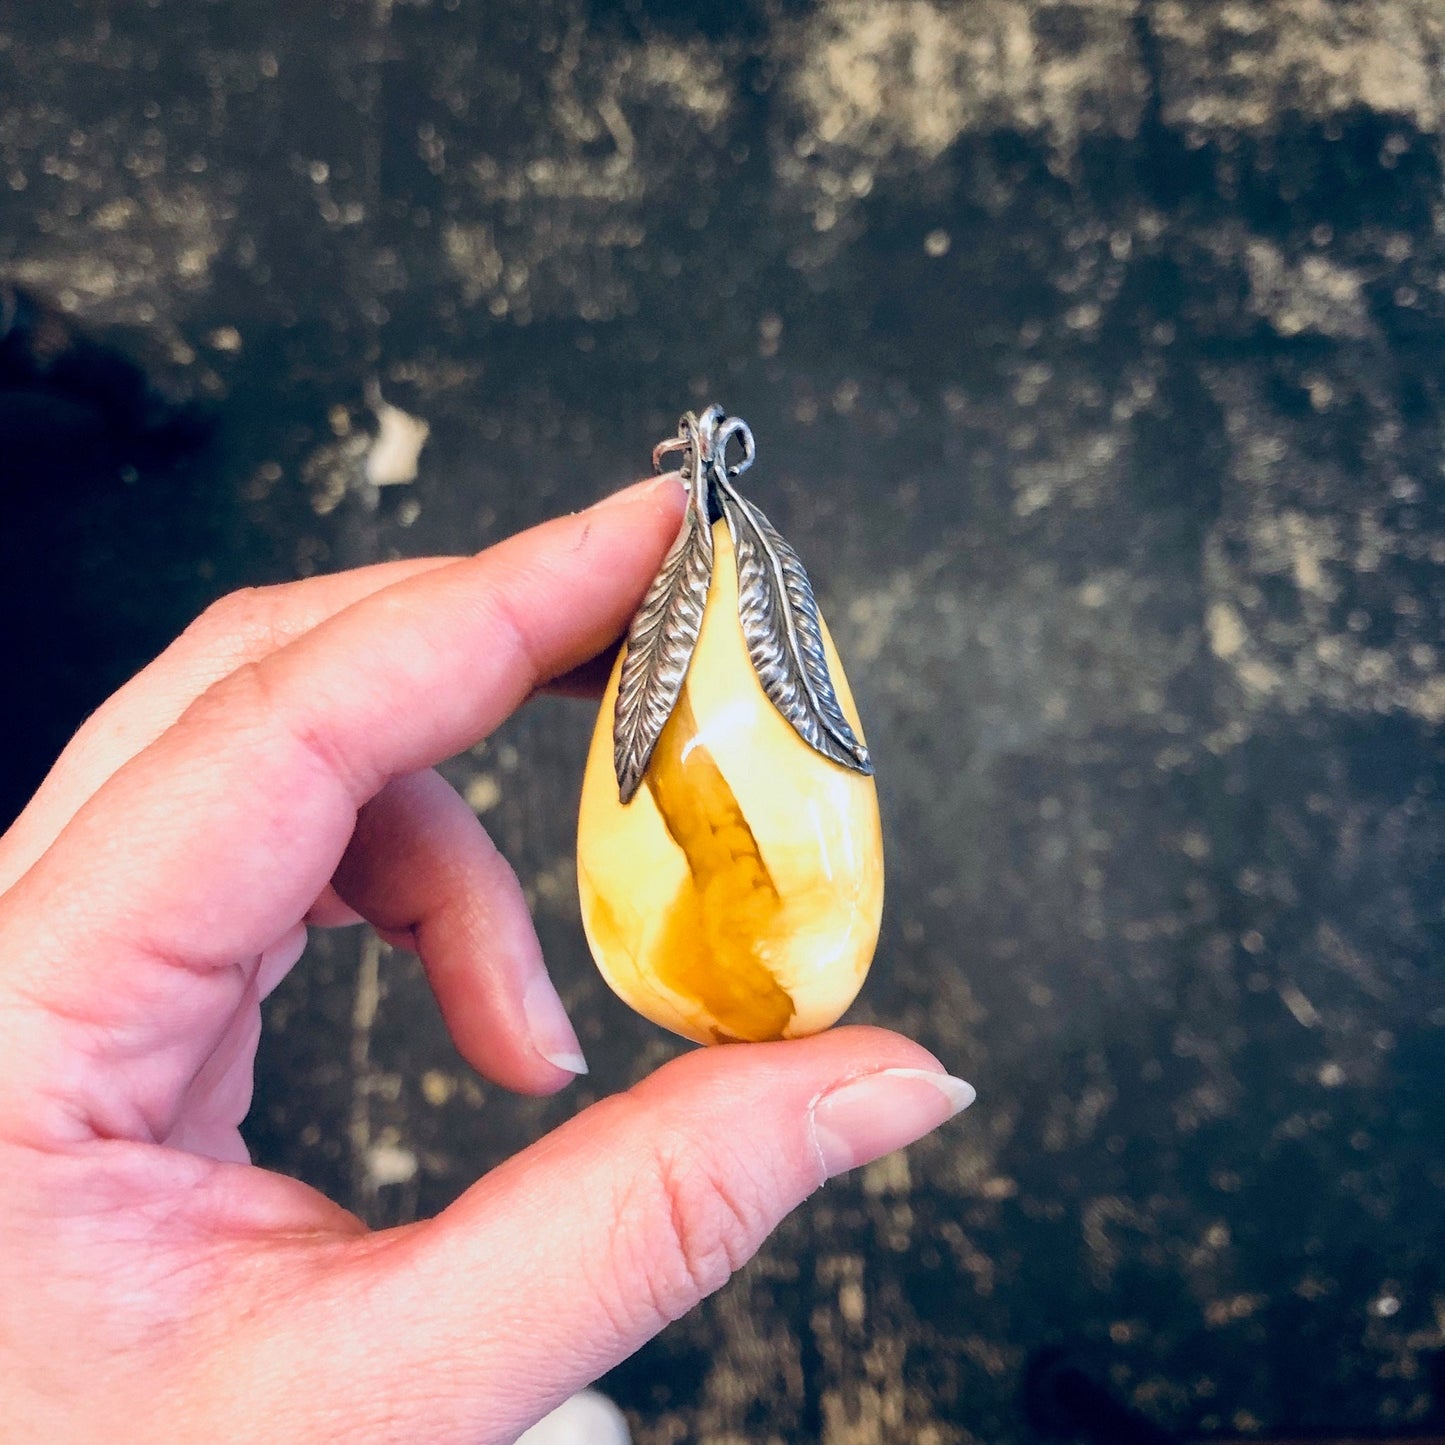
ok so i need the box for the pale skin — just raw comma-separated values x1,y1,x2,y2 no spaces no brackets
0,474,972,1444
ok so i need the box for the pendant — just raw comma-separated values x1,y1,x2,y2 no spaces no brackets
576,406,884,1045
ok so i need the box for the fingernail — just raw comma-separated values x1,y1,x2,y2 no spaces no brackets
589,474,683,511
522,975,589,1076
810,1068,975,1179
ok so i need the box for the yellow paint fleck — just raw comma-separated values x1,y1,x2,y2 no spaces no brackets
464,772,503,814
1206,601,1246,659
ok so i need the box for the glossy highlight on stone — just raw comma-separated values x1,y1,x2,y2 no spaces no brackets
577,521,884,1045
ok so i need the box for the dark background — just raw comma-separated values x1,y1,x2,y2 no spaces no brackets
2,2,1443,1441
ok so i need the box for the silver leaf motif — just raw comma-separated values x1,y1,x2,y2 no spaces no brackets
718,479,873,776
612,490,713,803
614,405,872,803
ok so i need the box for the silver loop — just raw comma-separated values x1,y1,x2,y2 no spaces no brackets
714,417,755,477
651,408,755,477
652,434,691,474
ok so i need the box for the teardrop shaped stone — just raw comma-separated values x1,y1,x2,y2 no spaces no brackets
577,520,884,1045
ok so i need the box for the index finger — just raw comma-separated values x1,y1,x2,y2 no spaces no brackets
0,556,460,895
0,476,683,1143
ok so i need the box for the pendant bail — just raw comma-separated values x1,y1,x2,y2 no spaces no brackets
614,407,873,803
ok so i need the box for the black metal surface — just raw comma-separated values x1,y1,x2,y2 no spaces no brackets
3,3,1443,1440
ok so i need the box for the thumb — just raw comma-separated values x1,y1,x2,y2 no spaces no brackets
228,1028,973,1445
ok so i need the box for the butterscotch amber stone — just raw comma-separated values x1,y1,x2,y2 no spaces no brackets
577,521,884,1045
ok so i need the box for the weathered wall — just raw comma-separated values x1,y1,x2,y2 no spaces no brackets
3,2,1442,1439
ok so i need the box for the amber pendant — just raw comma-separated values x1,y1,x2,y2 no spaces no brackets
576,407,884,1045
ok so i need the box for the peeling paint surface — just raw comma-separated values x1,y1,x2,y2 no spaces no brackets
3,1,1443,1440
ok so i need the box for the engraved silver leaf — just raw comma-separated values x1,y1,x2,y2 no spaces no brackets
612,497,714,802
718,483,873,775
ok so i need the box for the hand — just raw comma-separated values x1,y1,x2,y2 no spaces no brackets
0,476,973,1444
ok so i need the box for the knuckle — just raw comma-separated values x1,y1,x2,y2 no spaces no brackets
475,583,545,696
625,1126,767,1326
185,585,282,655
228,659,362,794
173,652,275,744
177,652,362,800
